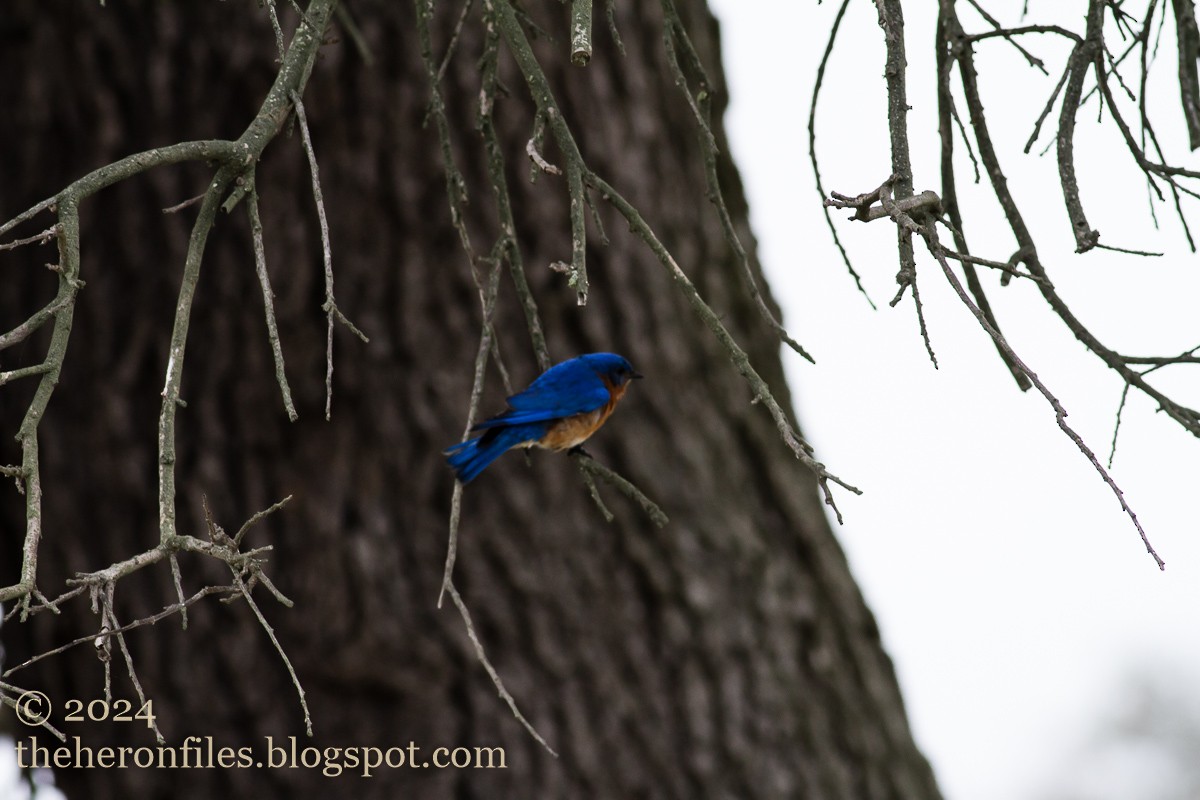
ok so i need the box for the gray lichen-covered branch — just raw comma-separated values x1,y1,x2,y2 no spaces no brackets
0,0,344,735
819,0,1198,568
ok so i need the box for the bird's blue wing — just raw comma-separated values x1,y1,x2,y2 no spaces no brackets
472,357,609,429
445,422,547,483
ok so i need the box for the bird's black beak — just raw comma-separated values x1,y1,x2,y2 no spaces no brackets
631,371,644,379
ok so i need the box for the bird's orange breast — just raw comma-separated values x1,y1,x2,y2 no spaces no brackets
537,378,628,452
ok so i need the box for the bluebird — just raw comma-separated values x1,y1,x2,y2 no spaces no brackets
445,352,642,484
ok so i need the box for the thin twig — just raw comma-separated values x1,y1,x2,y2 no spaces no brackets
335,4,376,65
879,182,938,368
415,0,478,270
161,193,207,215
435,0,475,83
445,580,558,756
589,171,860,520
809,0,875,307
234,494,294,546
923,224,1164,569
0,363,53,388
99,586,166,742
169,554,187,630
0,225,58,251
0,681,67,741
662,0,815,361
605,0,625,55
231,568,313,736
1108,382,1131,468
265,0,287,60
439,262,504,608
578,465,615,522
290,89,369,421
575,454,669,527
1093,241,1163,256
962,0,1054,73
478,14,551,369
247,183,299,421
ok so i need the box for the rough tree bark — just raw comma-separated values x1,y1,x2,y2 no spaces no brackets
0,3,940,798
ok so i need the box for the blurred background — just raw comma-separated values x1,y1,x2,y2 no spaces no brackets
707,2,1200,799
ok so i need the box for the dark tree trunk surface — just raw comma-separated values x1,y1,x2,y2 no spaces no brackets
0,3,940,798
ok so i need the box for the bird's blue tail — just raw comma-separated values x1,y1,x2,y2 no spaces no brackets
444,423,544,484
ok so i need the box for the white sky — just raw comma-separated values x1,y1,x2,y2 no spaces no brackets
707,2,1200,799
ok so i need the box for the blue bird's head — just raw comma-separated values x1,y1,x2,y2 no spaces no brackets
581,352,643,387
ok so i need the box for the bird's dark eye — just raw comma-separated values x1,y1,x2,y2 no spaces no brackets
603,362,641,386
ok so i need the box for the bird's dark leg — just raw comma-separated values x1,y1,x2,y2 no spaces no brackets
568,445,594,460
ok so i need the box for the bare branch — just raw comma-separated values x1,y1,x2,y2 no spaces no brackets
444,581,558,757
570,0,593,66
439,261,503,609
1,199,83,610
589,170,861,518
823,2,1189,568
98,584,165,742
0,141,238,241
0,225,57,251
575,453,669,527
290,89,369,421
1055,1,1105,253
234,494,295,546
662,0,815,361
1172,0,1200,148
936,8,1034,390
247,183,299,421
4,586,237,679
232,568,312,736
921,224,1164,569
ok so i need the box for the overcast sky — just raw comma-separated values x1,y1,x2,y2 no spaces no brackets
706,2,1200,799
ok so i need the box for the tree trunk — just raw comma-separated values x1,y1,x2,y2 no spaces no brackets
0,3,941,798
